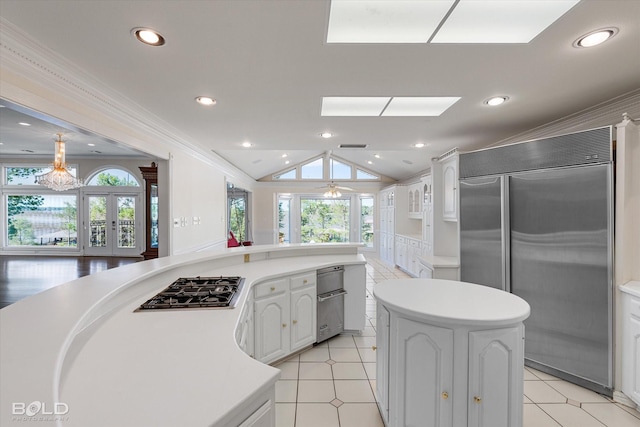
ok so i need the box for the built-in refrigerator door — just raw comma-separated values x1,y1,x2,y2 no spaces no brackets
509,164,612,392
459,176,506,290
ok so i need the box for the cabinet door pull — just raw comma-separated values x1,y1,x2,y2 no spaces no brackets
303,279,308,284
474,396,482,404
372,345,377,351
292,320,298,324
270,287,276,292
441,392,449,400
282,323,287,328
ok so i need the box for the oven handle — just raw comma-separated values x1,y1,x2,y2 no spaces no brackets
317,289,347,302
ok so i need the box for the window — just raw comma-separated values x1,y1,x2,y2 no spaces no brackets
5,166,76,185
330,159,351,179
87,168,140,186
300,198,350,243
360,196,374,248
228,184,249,243
278,196,291,243
7,194,78,247
274,168,296,180
356,169,378,180
301,158,323,179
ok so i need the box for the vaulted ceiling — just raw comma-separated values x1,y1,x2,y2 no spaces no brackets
0,0,638,181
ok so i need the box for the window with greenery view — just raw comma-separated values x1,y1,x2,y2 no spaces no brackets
360,196,374,248
300,198,350,243
7,194,77,247
87,169,140,186
228,185,248,243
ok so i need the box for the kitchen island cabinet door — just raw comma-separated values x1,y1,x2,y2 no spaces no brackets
255,292,290,364
390,317,454,427
468,326,524,427
376,303,390,424
290,285,316,352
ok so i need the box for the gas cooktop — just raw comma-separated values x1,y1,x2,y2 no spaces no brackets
136,276,245,311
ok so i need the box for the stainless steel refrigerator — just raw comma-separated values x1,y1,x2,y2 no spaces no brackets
459,126,613,395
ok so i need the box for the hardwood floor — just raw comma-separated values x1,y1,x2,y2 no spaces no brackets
0,255,142,309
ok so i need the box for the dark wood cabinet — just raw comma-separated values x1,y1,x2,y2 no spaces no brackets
139,163,158,259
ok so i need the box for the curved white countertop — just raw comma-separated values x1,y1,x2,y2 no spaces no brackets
374,279,530,327
620,281,640,298
0,243,366,427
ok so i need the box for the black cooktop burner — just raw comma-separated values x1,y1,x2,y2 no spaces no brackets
136,276,245,311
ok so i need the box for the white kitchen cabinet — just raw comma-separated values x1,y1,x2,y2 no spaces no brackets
422,175,433,256
254,273,316,364
379,187,397,266
390,317,454,427
621,284,640,407
408,182,422,219
441,155,458,221
407,238,422,276
236,293,255,358
254,291,289,364
376,303,390,424
238,399,274,427
395,235,407,271
375,279,529,427
290,280,316,352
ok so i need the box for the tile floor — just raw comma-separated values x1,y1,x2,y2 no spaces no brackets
273,255,640,427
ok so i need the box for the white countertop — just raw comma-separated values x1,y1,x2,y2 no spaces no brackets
620,280,640,298
417,255,459,268
374,279,530,327
0,244,365,427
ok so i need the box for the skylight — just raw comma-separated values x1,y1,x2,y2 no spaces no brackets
327,0,454,43
382,97,460,116
321,97,460,117
327,0,581,44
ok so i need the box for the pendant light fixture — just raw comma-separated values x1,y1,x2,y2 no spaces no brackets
35,133,83,191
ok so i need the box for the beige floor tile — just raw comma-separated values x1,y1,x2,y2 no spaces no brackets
523,368,539,381
330,348,362,362
328,335,357,348
616,403,640,420
358,348,377,363
582,403,640,427
363,362,376,379
354,336,376,348
296,403,340,427
524,381,567,403
523,404,562,427
524,395,533,404
297,380,336,403
276,361,299,380
538,403,607,427
338,403,385,427
275,403,296,427
299,362,333,380
546,379,610,403
334,380,376,403
332,362,368,380
300,346,330,362
275,380,298,403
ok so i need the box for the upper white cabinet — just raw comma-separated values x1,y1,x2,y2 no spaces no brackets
407,182,422,219
441,155,458,221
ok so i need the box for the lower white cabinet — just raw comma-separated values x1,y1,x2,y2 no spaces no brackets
254,273,316,364
621,287,640,407
238,399,274,427
236,293,255,358
375,280,528,427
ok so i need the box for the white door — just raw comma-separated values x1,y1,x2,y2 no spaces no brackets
254,292,290,364
290,286,316,352
84,193,141,256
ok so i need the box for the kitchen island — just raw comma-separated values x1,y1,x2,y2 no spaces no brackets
374,279,530,427
0,244,366,427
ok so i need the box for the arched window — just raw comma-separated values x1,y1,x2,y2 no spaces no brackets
87,168,140,186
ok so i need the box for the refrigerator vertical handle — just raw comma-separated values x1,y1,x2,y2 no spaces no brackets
502,176,511,293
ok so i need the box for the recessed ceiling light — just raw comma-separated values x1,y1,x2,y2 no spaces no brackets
367,161,373,165
88,143,96,147
242,142,252,148
18,122,31,126
132,27,165,46
285,160,290,165
320,132,334,138
195,96,217,106
485,96,509,106
282,154,288,158
414,143,425,148
374,154,381,159
574,28,618,48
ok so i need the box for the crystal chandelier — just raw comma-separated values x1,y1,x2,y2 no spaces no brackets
35,133,84,191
